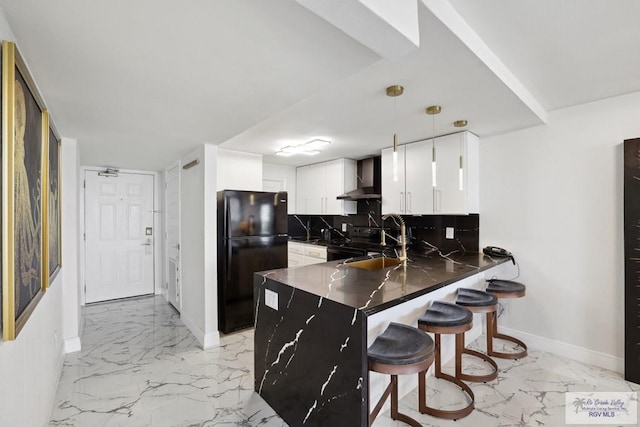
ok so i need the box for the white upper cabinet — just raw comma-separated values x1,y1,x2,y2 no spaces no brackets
382,142,433,214
381,131,479,215
434,132,479,214
405,141,434,214
381,145,406,214
296,159,357,215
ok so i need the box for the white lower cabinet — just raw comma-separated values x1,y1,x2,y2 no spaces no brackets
288,242,327,267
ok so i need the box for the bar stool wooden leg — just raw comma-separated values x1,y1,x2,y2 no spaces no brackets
418,332,475,420
458,328,498,383
486,311,528,359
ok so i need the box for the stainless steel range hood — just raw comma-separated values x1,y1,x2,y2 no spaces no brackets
337,157,381,201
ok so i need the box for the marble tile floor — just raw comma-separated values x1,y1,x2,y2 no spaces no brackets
50,296,639,426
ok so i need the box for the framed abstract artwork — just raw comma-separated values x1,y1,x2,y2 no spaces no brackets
2,40,47,340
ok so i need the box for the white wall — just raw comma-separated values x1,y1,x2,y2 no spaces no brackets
217,148,262,191
263,162,296,214
480,90,640,372
61,138,81,353
179,147,206,344
0,140,79,426
0,15,79,426
179,145,220,348
0,276,65,427
203,146,219,347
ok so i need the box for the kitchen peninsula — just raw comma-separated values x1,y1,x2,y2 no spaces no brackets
253,253,511,426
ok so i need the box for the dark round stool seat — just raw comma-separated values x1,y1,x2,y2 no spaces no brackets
417,301,475,420
486,279,526,298
368,323,434,367
419,301,473,329
368,323,435,427
456,288,498,308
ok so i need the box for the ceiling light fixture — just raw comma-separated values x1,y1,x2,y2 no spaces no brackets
386,84,404,182
275,138,330,156
426,105,441,188
453,120,467,190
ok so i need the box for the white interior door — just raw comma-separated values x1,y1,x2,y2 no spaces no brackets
85,171,155,303
165,164,181,311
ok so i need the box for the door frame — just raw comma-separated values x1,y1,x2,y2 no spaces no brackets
164,160,181,311
79,166,162,305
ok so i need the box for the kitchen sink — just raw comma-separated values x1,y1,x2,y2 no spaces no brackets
345,257,403,270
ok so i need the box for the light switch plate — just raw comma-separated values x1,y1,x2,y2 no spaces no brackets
265,289,278,310
342,223,347,232
446,227,454,239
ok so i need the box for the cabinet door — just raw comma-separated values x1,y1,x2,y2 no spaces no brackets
288,252,305,267
323,159,344,214
381,146,406,214
405,140,434,214
434,133,466,214
306,163,324,214
296,166,309,214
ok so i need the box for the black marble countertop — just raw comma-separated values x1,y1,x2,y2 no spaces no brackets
259,252,509,315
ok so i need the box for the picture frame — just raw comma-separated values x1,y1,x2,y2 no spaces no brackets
2,40,48,340
47,124,61,285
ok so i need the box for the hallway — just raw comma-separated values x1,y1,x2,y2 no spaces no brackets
49,296,283,426
49,296,639,426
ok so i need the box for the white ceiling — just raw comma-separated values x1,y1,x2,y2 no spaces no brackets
1,0,639,170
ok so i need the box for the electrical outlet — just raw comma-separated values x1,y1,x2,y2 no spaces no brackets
342,223,347,232
265,289,278,310
445,227,454,239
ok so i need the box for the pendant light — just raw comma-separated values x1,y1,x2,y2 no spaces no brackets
426,105,441,188
386,85,404,182
454,120,468,191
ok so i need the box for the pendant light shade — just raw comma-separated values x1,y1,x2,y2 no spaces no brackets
387,85,404,182
426,105,441,188
454,119,468,190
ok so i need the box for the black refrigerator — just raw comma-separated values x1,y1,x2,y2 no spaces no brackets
217,190,288,334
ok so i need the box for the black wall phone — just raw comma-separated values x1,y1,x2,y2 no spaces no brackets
483,246,516,264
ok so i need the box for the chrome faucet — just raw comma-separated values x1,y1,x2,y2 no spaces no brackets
381,213,407,267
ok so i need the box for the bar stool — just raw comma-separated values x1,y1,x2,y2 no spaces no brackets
368,322,435,427
485,279,528,359
417,301,475,420
454,288,499,382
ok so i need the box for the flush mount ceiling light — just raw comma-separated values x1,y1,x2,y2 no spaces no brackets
275,138,331,156
387,84,404,182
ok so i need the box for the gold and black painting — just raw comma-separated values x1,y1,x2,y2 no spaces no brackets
2,41,46,340
48,126,60,283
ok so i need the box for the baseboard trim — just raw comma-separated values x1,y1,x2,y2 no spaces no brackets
181,312,220,349
203,331,221,349
499,326,623,373
64,336,81,354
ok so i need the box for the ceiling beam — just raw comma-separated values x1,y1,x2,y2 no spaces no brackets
294,0,420,61
421,0,547,123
